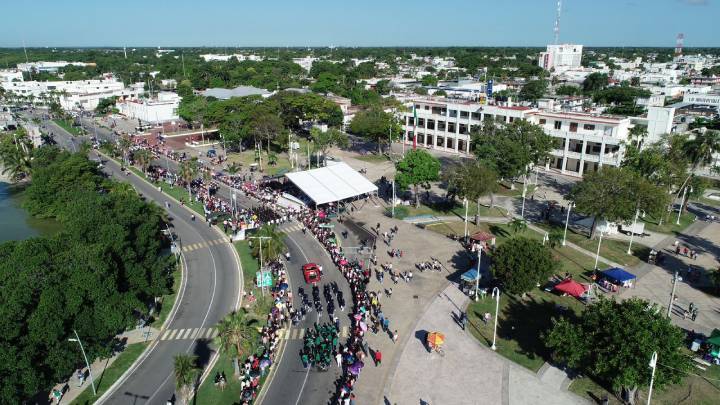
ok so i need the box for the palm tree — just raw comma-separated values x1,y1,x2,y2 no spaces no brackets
0,131,34,182
99,141,117,157
179,157,200,200
133,149,153,174
509,218,527,234
225,162,242,176
252,224,286,264
215,310,259,377
173,354,200,405
118,135,132,168
547,228,564,249
678,130,720,211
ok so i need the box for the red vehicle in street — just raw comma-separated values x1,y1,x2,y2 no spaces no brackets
302,263,322,284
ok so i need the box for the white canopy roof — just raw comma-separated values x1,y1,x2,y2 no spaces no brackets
285,162,378,205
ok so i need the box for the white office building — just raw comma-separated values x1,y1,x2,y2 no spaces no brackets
538,44,583,71
399,97,536,155
0,75,144,111
116,92,181,123
528,111,631,177
17,61,93,73
0,69,24,83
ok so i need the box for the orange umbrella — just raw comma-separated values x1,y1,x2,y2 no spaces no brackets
427,332,445,347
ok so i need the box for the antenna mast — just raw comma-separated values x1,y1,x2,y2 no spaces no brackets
675,33,684,58
554,0,562,45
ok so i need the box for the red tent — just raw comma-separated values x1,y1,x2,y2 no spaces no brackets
553,279,588,298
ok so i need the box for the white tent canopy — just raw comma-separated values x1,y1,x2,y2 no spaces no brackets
284,162,378,205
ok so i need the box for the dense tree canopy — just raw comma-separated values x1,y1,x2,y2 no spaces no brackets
395,149,441,207
545,298,690,404
491,237,557,295
0,148,173,403
349,107,401,153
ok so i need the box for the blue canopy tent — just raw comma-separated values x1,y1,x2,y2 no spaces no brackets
461,268,480,282
602,267,636,286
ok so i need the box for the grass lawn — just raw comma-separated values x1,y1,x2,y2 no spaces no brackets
151,261,181,328
697,196,720,209
399,199,508,220
570,364,720,405
226,150,293,177
54,119,85,136
127,166,206,215
70,342,149,405
534,223,643,268
234,240,273,315
641,211,695,235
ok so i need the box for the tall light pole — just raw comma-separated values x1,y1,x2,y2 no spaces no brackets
248,236,271,294
676,186,692,225
463,198,469,241
69,330,96,396
391,180,396,218
491,287,500,350
594,230,605,270
627,209,640,255
475,245,482,301
667,271,679,318
562,202,575,246
520,177,528,219
647,351,658,405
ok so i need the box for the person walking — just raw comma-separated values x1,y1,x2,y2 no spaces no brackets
392,329,399,343
374,350,382,366
335,352,342,368
459,311,468,330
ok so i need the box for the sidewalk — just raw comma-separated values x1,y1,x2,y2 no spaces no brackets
385,283,588,405
50,326,158,403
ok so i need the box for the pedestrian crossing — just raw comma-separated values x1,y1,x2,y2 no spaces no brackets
157,325,350,342
282,325,349,340
159,327,219,341
280,223,304,234
181,238,227,253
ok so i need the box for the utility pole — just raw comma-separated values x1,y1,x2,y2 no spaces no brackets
248,236,271,295
667,271,679,318
392,180,396,218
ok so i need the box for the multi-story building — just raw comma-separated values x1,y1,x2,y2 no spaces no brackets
0,69,24,83
0,75,144,111
538,44,583,71
399,97,536,154
116,92,181,123
528,111,631,177
17,61,93,73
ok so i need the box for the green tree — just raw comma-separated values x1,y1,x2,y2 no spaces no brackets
582,72,609,93
118,134,132,168
569,167,669,239
453,161,498,224
545,298,690,404
349,107,401,154
555,85,580,96
473,120,553,183
250,110,284,155
215,310,259,376
251,224,286,265
132,148,153,174
95,97,117,115
508,218,527,234
179,157,200,200
395,149,441,208
173,354,200,405
0,130,34,182
519,79,548,101
375,79,392,95
547,228,564,248
421,75,439,87
311,127,349,162
491,237,556,295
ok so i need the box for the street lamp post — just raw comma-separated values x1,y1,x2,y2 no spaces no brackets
69,330,96,396
463,198,469,241
391,180,396,218
520,178,527,219
627,209,640,255
647,351,658,405
594,231,605,270
248,236,271,294
491,287,500,350
676,186,692,225
475,245,482,301
667,271,679,318
562,202,574,246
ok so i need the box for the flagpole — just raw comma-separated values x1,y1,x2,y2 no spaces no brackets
412,105,417,150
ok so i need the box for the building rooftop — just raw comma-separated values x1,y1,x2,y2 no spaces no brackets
529,111,628,123
201,85,270,100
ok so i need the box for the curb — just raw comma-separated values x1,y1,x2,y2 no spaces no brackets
93,153,244,404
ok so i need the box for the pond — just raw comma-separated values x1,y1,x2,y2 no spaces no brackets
0,181,61,243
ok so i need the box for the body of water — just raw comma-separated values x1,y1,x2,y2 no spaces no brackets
0,181,61,243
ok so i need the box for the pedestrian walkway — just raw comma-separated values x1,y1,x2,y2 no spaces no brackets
181,238,228,252
279,222,304,234
385,283,588,405
525,222,623,269
157,327,218,341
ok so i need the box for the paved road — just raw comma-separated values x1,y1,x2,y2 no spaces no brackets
28,112,241,404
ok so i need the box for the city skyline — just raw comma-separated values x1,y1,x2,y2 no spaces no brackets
2,0,719,48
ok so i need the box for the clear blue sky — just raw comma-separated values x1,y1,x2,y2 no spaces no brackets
2,0,719,47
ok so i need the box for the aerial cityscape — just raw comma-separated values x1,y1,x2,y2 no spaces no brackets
2,1,720,405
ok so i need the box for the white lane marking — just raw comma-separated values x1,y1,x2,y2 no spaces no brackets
294,368,311,405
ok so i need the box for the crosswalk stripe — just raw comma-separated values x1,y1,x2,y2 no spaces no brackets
341,326,348,338
193,328,205,339
183,328,195,339
160,330,172,340
165,329,178,340
177,328,189,339
208,328,218,339
205,328,215,339
297,329,305,339
284,329,291,339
